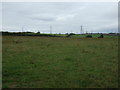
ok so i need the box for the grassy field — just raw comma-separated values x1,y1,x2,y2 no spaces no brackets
2,36,118,88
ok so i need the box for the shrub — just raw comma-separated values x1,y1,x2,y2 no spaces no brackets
98,34,104,38
86,35,92,38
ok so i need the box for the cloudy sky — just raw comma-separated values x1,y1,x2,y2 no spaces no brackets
1,2,118,34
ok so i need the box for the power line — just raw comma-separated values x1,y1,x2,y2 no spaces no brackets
80,25,83,34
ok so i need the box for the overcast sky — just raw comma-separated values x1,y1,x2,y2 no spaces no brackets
1,2,118,34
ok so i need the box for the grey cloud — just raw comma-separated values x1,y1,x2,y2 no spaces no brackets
31,16,56,21
1,2,118,33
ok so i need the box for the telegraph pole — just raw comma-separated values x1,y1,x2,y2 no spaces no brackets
91,30,93,34
22,26,24,32
86,30,87,34
50,25,52,34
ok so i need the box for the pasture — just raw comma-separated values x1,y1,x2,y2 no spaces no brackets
2,36,118,88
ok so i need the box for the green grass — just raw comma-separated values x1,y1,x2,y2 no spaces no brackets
2,36,118,88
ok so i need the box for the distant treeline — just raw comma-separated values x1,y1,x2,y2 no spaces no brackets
1,32,82,37
1,32,62,37
1,31,119,37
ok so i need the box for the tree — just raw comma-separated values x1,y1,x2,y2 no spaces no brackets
37,31,40,34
